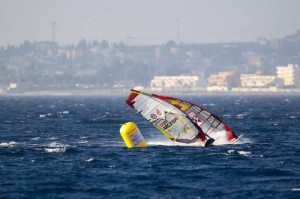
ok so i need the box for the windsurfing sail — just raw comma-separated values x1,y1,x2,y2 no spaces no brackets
126,89,237,147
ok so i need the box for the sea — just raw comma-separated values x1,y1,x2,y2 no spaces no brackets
0,94,299,199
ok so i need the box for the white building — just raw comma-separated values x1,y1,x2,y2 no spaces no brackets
207,71,237,91
276,64,300,88
240,73,276,88
150,75,199,91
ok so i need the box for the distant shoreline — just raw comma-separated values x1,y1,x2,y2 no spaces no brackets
2,88,300,97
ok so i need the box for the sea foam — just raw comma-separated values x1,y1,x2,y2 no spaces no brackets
44,142,68,153
0,141,18,147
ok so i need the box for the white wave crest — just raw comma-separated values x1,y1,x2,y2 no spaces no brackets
39,113,52,118
226,149,254,157
45,142,68,153
58,110,69,115
237,151,252,156
86,158,95,162
0,141,18,147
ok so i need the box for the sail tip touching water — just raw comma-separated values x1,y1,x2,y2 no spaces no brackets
126,89,237,147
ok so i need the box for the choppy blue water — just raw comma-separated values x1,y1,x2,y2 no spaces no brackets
0,95,300,199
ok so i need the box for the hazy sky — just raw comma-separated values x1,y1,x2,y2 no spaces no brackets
1,0,300,46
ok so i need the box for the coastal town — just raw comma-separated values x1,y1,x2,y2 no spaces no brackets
1,30,300,95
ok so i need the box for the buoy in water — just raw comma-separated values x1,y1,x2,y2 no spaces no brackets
120,122,147,148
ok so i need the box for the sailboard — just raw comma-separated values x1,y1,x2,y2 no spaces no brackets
126,89,237,147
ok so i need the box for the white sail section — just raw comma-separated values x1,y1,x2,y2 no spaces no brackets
128,91,203,144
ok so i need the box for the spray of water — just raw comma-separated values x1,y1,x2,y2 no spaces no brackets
146,130,251,147
210,130,251,146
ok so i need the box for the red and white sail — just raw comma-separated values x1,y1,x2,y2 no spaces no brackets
126,89,237,147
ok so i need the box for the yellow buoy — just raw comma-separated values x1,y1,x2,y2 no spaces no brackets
120,122,147,148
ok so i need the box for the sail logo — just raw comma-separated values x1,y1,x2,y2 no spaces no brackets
160,117,179,130
171,100,190,111
156,109,162,116
150,113,157,119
